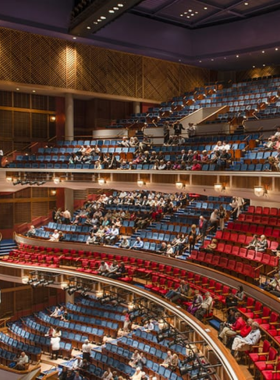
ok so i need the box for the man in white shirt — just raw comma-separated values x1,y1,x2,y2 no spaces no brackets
15,352,29,370
82,339,92,361
195,292,213,321
49,229,60,242
98,261,109,275
50,336,60,360
231,322,261,358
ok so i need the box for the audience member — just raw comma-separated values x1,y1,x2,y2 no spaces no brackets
14,352,29,370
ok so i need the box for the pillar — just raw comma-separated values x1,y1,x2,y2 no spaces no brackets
65,291,75,304
133,101,141,115
65,93,74,141
64,188,74,216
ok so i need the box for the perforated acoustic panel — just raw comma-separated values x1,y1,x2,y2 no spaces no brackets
0,27,210,101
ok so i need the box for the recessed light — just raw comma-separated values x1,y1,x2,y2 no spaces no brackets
113,7,119,10
109,9,114,13
263,64,266,67
199,60,202,63
262,50,265,54
195,11,198,14
191,14,194,16
224,57,227,60
178,59,181,62
244,2,248,5
32,90,36,93
73,37,77,40
184,12,187,14
211,59,214,61
188,9,192,12
16,88,20,91
252,65,255,68
275,48,278,51
236,55,239,58
118,3,124,7
94,21,98,24
100,16,106,19
180,14,183,16
187,16,190,18
204,7,208,10
97,19,101,22
87,26,91,29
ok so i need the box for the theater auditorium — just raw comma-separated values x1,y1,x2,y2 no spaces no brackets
0,1,280,380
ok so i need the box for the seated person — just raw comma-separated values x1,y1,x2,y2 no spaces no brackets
119,237,130,249
201,238,217,252
49,229,60,242
97,261,109,275
231,322,261,358
14,352,29,370
195,292,213,321
26,225,36,237
245,234,258,249
86,232,97,245
255,235,268,252
160,351,172,368
130,237,144,250
104,260,119,277
165,280,189,302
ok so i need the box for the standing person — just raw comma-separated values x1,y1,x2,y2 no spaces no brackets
209,209,219,233
82,339,92,362
63,209,71,224
218,205,226,231
198,216,208,244
50,335,60,360
187,224,198,252
173,122,185,136
229,197,239,221
163,121,171,145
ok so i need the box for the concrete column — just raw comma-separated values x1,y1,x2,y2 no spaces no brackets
64,188,74,217
133,101,141,115
65,291,75,304
65,93,74,141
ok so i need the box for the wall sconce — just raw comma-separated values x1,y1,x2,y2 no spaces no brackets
6,177,13,183
214,183,225,192
50,190,57,196
137,180,145,187
254,186,267,197
98,178,106,185
50,116,56,122
22,276,30,284
175,181,185,190
53,177,60,185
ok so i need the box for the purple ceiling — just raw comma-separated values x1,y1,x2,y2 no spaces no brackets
0,0,280,70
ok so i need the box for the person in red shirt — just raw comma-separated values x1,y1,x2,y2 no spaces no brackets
191,160,202,171
218,312,247,345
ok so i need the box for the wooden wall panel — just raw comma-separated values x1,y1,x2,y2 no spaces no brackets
192,175,217,186
32,202,49,218
236,66,280,83
15,202,31,224
152,174,177,184
232,176,259,189
0,203,14,229
0,110,13,138
0,27,211,102
15,289,32,312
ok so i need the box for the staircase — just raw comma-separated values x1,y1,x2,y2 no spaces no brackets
0,239,17,256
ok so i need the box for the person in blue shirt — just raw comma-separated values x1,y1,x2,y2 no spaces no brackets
131,237,144,250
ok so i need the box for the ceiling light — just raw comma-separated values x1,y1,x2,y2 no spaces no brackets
97,19,102,22
224,57,227,60
211,59,214,61
73,37,77,40
204,7,208,10
275,48,278,51
199,60,202,63
262,51,265,53
188,9,192,12
113,7,119,10
191,14,194,16
100,16,106,19
184,12,187,14
244,2,248,5
118,4,124,7
236,55,239,58
87,26,91,29
263,64,266,67
32,90,36,93
195,12,198,14
180,14,183,16
16,88,20,91
94,22,98,24
109,9,114,13
187,16,190,18
252,65,255,68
